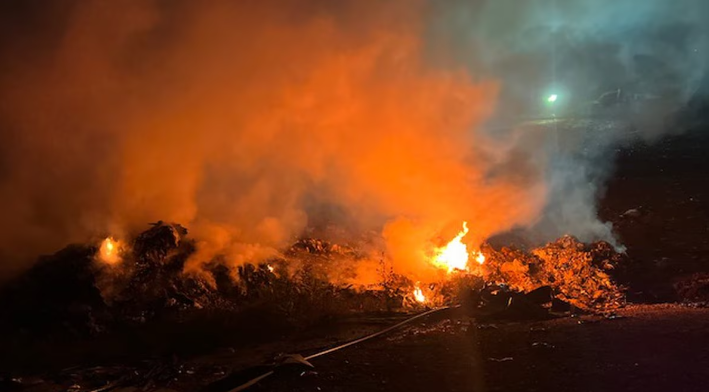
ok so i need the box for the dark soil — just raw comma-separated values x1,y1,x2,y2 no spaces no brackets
262,304,709,392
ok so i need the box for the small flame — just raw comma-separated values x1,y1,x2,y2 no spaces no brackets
267,264,275,272
475,251,485,265
98,237,122,265
432,222,470,272
413,286,426,303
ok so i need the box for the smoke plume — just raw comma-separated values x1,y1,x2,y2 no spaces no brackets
429,0,708,247
0,0,705,279
0,0,545,280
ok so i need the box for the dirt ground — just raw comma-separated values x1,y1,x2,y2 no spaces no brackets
260,304,709,392
16,304,708,392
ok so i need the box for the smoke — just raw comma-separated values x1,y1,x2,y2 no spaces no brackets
429,0,708,247
0,0,705,279
0,0,546,280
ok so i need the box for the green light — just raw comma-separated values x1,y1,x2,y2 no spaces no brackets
547,94,558,103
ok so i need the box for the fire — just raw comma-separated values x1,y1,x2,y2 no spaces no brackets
267,264,275,273
475,251,485,265
98,237,122,265
413,285,426,303
432,222,471,272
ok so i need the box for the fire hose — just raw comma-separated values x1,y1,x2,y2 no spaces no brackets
228,306,454,392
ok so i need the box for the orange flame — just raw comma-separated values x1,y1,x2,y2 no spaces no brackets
475,251,485,265
98,237,122,265
432,222,471,272
413,285,426,303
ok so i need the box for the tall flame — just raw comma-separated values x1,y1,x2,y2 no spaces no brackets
432,222,470,272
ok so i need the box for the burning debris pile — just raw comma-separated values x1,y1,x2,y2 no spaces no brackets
479,236,626,312
0,222,627,348
0,220,633,380
0,223,396,345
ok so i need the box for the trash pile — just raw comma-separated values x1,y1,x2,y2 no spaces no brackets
479,236,626,312
0,222,228,338
0,226,627,343
0,223,392,343
94,222,226,315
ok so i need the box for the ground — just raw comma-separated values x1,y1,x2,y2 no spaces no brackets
15,304,709,392
260,305,709,392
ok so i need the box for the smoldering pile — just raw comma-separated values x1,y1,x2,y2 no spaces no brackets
478,236,626,313
0,223,626,343
0,222,392,341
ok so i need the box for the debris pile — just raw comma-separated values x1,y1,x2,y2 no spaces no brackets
674,273,709,304
0,226,627,345
480,236,625,311
93,222,235,322
133,221,189,264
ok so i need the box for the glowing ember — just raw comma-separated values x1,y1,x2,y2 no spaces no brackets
98,237,121,265
432,222,471,272
413,286,426,303
475,251,485,265
267,264,275,272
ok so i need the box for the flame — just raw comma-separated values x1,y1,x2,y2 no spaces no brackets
475,251,485,265
432,222,471,272
413,285,426,303
267,264,275,273
98,237,122,265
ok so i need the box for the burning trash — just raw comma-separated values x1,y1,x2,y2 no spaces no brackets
429,221,486,274
479,236,626,311
431,222,472,273
0,218,628,364
97,237,123,265
413,285,426,304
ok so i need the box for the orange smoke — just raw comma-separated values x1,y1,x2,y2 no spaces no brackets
0,0,546,280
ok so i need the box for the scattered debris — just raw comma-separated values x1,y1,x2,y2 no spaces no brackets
531,342,555,349
620,207,643,219
488,357,514,362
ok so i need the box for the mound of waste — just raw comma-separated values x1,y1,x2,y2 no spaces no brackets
0,222,225,336
0,223,396,340
0,223,626,341
479,236,626,312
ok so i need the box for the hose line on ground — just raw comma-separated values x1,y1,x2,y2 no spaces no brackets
228,306,452,392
